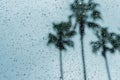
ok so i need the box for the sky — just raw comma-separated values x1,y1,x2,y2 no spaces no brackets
0,0,120,80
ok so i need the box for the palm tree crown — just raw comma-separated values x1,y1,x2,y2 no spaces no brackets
48,21,76,50
70,0,101,31
91,28,114,56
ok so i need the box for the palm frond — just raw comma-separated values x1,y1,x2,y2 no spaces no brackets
63,40,74,47
91,10,102,20
53,22,71,33
90,41,102,53
110,34,120,51
80,3,88,10
106,47,115,53
88,0,100,10
47,33,57,45
101,28,108,38
64,30,76,38
93,28,102,40
70,0,79,12
87,21,100,29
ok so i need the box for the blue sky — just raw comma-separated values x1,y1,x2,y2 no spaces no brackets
0,0,120,80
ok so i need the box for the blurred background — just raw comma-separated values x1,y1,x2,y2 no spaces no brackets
0,0,120,80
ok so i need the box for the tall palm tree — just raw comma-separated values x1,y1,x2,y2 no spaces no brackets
47,21,76,80
90,28,114,80
69,0,102,79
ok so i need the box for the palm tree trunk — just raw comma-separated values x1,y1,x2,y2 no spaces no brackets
77,1,87,80
59,50,64,80
104,54,112,80
80,35,87,80
79,20,87,80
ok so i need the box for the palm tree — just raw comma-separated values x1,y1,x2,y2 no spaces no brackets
90,28,114,80
69,0,102,79
47,21,76,80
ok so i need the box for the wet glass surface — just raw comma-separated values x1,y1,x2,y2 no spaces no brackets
0,0,120,80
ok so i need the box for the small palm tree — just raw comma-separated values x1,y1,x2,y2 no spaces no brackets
90,28,114,80
69,0,102,79
47,21,76,80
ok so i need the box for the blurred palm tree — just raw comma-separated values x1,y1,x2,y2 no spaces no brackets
69,0,102,79
90,28,115,80
47,21,76,80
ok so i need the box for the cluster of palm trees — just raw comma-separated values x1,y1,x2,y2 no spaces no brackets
47,0,120,80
